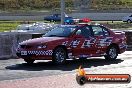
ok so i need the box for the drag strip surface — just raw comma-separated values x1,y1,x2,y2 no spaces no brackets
0,13,131,21
0,51,131,81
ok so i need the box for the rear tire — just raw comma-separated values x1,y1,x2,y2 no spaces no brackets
52,47,67,64
127,19,132,23
104,46,118,61
24,59,35,64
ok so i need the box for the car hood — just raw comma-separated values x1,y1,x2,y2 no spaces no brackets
20,37,66,45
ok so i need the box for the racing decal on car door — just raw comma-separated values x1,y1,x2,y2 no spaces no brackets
70,40,80,48
97,37,113,47
81,38,96,48
62,41,69,46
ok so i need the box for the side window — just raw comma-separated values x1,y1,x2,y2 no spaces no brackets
58,15,61,18
76,26,92,38
76,29,81,35
53,14,56,17
102,27,110,36
54,14,59,17
92,26,104,36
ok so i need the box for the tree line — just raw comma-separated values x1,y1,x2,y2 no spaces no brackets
0,0,131,11
0,0,73,11
92,0,132,10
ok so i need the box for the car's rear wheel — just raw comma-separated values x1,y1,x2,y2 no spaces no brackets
52,47,67,64
104,46,118,61
24,58,35,64
127,19,132,23
50,20,54,22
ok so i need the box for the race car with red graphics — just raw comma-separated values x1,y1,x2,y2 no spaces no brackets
16,23,127,64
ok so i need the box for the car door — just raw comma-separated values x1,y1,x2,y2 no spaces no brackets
91,25,112,55
71,26,96,58
53,14,61,21
57,14,61,21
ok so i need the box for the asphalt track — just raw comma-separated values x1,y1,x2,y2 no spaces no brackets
0,13,131,21
0,51,131,81
0,51,132,88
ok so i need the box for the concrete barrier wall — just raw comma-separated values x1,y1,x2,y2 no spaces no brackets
125,31,132,51
0,34,14,58
0,32,42,58
0,31,132,59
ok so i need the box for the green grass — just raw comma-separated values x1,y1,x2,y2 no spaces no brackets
0,21,131,32
0,21,44,32
0,22,20,32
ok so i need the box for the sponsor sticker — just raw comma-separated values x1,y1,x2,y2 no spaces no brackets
76,66,131,85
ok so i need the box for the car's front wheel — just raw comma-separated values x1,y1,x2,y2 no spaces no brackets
24,58,35,64
104,46,118,61
52,47,67,64
79,57,87,61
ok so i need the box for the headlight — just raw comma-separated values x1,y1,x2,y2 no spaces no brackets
37,45,47,49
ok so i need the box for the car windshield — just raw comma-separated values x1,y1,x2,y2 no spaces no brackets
43,25,77,37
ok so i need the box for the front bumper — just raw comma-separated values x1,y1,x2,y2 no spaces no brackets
119,44,127,54
16,49,53,60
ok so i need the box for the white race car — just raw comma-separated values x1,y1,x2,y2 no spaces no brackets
11,22,58,33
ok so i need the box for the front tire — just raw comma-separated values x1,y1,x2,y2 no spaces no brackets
52,47,67,64
24,59,35,64
104,46,118,61
79,57,87,61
